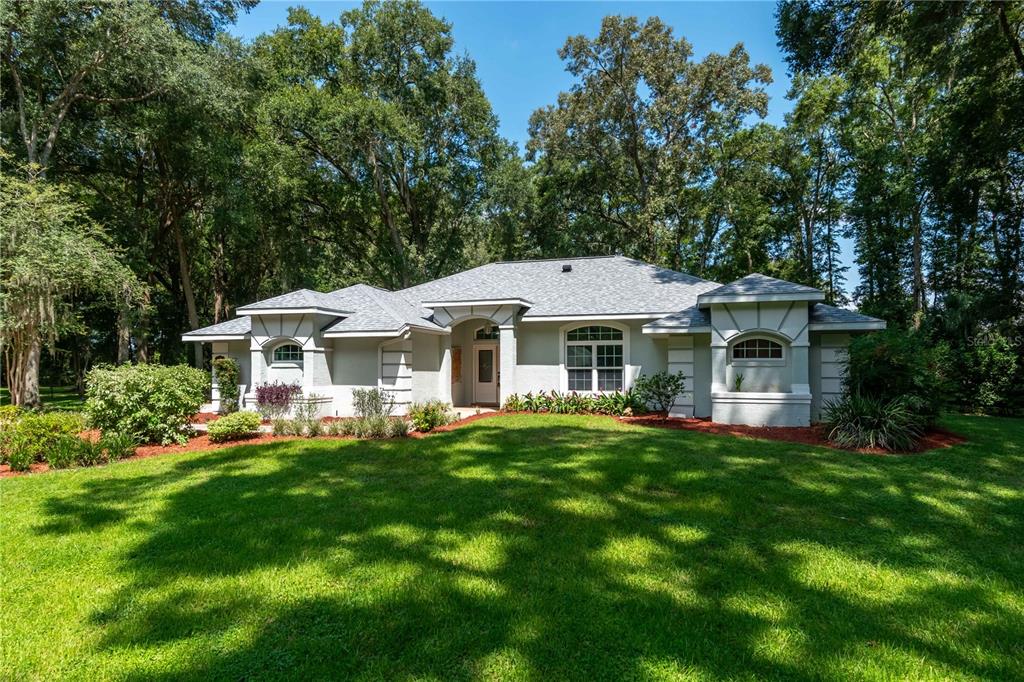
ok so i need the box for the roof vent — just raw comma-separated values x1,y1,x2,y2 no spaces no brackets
562,264,572,273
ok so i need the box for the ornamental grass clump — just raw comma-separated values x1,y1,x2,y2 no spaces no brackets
823,394,926,452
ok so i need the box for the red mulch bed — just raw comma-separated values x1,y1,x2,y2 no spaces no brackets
616,415,965,455
190,412,221,424
1,411,967,477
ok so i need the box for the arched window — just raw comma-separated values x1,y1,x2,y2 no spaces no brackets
272,343,303,365
566,325,624,392
732,338,783,361
474,325,499,340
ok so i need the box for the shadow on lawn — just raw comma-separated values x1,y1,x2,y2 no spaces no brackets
38,416,1024,680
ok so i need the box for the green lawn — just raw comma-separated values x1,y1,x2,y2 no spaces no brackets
1,385,83,410
2,414,1022,680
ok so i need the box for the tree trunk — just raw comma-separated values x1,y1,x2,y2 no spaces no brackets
9,335,42,408
116,307,131,364
911,204,925,322
171,215,203,368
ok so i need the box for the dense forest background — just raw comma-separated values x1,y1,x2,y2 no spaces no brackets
2,0,1022,412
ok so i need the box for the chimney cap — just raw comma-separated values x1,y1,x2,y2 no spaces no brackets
562,264,572,272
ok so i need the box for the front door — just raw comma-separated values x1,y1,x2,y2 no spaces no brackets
473,344,498,405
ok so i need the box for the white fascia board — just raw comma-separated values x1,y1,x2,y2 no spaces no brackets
698,292,826,306
323,325,408,338
641,325,711,335
421,298,532,308
181,333,248,342
237,306,352,316
522,313,669,322
809,321,886,331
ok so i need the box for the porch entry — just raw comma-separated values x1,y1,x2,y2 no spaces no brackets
473,342,499,405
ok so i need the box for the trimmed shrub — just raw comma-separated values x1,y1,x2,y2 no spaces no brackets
85,363,209,445
99,432,138,461
408,400,455,432
503,390,644,416
1,411,85,469
255,381,301,420
823,394,926,452
207,411,261,443
845,329,950,423
633,371,686,416
352,388,395,419
212,357,241,414
0,405,21,428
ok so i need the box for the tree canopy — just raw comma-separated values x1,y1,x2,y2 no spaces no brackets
1,0,1021,413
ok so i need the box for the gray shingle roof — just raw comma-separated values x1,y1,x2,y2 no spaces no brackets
810,303,884,326
321,284,442,334
186,258,885,338
182,317,252,337
697,273,824,303
236,288,353,313
642,305,711,330
399,256,722,318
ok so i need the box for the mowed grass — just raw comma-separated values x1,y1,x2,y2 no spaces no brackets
1,385,83,410
2,415,1022,681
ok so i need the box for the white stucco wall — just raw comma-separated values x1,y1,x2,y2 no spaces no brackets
515,319,667,395
810,332,852,421
411,332,442,404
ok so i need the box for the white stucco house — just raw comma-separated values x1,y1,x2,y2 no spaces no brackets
182,256,885,427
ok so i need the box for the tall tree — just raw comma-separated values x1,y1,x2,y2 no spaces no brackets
526,15,771,271
253,1,508,288
0,161,142,406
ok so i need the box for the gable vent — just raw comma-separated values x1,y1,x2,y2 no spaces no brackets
562,264,572,273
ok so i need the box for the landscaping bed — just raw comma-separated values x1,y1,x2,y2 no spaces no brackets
1,410,967,478
617,415,965,454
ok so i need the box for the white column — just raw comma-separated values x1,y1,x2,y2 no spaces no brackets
498,324,517,406
439,334,453,405
710,343,729,393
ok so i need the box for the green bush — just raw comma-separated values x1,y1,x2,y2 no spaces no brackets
212,357,241,414
75,439,108,467
633,371,686,416
98,432,137,461
823,394,926,452
954,332,1019,413
47,435,85,469
408,400,455,432
207,411,261,443
0,405,21,428
845,330,950,423
85,363,209,445
271,418,290,436
502,390,644,416
352,388,395,419
0,411,85,469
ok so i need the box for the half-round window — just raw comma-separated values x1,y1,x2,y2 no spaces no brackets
474,325,499,340
272,343,303,364
732,338,783,360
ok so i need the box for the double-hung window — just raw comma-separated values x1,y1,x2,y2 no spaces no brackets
566,326,624,392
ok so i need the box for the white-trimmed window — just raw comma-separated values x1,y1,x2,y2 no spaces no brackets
272,343,303,365
566,325,624,392
732,338,783,363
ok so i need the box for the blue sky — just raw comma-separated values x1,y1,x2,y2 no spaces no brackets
230,2,858,295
